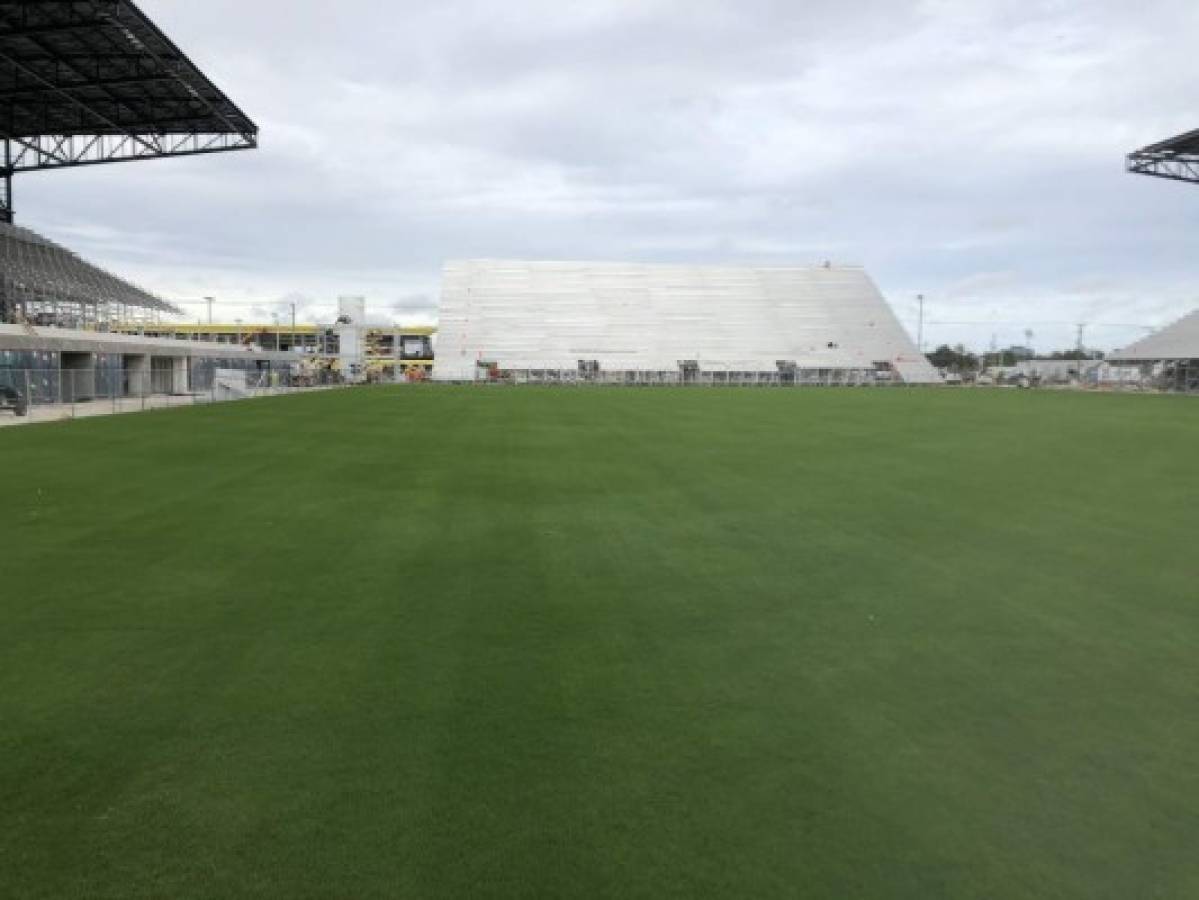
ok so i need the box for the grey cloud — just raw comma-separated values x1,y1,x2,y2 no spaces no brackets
14,0,1199,348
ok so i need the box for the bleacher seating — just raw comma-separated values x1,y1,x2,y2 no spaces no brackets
0,222,179,325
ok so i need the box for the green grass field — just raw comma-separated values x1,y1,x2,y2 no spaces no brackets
2,387,1197,898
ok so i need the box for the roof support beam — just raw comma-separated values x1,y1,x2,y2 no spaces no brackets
1127,152,1199,186
1127,127,1199,186
0,46,159,153
0,74,176,100
1,139,12,223
5,130,254,172
94,4,250,138
0,20,115,41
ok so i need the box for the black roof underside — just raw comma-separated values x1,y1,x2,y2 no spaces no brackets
0,0,257,171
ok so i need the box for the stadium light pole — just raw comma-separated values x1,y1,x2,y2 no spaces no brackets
1076,323,1086,383
204,296,214,326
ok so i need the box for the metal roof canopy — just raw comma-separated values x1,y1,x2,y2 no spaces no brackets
0,0,259,222
1127,128,1199,185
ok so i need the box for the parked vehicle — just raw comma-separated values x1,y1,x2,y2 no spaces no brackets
0,385,28,416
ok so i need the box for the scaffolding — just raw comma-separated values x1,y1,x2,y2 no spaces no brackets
113,323,435,369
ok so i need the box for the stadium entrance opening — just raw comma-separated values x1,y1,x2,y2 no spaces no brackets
61,352,96,402
122,354,150,397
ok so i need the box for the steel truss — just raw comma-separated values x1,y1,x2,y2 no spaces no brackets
0,0,258,221
1126,152,1199,186
1127,127,1199,186
4,131,255,172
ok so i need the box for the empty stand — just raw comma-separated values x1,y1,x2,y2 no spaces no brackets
0,222,179,326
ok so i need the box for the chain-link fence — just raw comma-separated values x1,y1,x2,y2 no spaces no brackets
0,366,350,426
979,364,1197,392
442,365,1199,392
3,359,1193,427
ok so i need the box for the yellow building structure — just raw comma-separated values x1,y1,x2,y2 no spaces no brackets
116,324,435,381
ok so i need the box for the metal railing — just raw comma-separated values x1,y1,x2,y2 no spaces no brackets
0,367,351,426
463,368,917,387
459,366,1196,392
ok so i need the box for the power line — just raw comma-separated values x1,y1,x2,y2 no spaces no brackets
171,298,321,307
922,319,1156,329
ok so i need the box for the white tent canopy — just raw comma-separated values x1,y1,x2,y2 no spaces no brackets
435,260,939,383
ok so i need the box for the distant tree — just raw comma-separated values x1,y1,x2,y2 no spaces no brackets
926,345,956,368
1048,349,1104,361
926,344,979,372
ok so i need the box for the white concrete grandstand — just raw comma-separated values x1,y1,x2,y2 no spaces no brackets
1108,309,1199,391
435,260,939,384
1109,309,1199,363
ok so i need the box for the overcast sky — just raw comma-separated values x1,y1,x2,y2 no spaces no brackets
18,0,1199,351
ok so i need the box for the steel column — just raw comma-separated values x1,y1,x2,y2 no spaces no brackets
1,138,12,223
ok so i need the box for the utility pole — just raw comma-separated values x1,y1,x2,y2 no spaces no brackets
291,302,297,353
916,294,925,353
1076,323,1086,384
204,296,214,326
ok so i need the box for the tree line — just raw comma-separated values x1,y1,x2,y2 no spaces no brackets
926,345,1104,373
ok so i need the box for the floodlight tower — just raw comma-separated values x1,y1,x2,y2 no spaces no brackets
916,294,925,353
